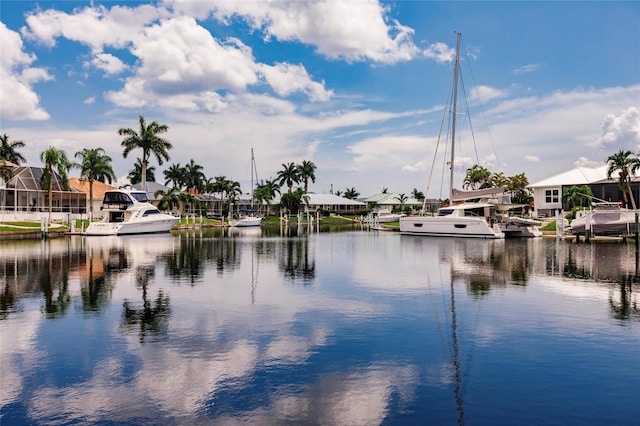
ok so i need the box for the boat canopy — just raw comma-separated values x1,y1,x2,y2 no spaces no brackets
452,187,505,201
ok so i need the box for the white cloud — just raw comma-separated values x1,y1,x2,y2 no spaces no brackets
22,4,332,108
22,3,169,50
422,41,456,63
512,63,542,75
349,134,432,173
470,85,509,103
525,155,540,162
259,62,333,102
205,0,420,63
0,22,52,121
84,96,95,105
89,53,128,75
574,156,603,168
599,107,640,150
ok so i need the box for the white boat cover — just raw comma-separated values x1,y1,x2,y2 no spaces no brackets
452,187,505,201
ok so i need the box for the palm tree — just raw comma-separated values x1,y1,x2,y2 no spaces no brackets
395,193,408,211
163,163,185,188
0,164,14,186
154,187,183,212
210,176,231,216
183,159,205,193
75,148,116,218
226,179,242,215
254,178,281,215
411,188,425,201
344,187,360,200
0,133,26,164
506,173,532,205
277,162,300,193
464,165,492,189
119,115,172,192
606,150,639,209
253,185,269,214
279,187,308,214
563,185,593,209
128,158,156,185
381,187,388,194
263,178,281,200
297,160,317,192
40,147,73,221
490,172,509,189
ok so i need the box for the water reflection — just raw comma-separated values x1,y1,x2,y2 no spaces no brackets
0,232,639,424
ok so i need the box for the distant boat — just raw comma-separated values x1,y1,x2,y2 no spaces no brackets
371,208,405,223
229,215,262,228
400,33,505,239
229,148,262,228
570,202,636,236
85,189,178,236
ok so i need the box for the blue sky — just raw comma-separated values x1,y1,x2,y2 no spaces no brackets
1,0,639,198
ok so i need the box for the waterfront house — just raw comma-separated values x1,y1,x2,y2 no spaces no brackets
68,178,115,219
361,193,428,213
0,166,86,221
302,193,366,215
527,165,637,217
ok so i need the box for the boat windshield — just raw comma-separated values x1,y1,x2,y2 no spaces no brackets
103,191,133,209
142,209,161,217
438,209,454,216
131,192,150,203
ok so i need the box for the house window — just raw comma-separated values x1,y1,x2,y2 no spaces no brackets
545,189,559,203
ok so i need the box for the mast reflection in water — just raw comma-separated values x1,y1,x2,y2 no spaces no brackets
0,230,638,425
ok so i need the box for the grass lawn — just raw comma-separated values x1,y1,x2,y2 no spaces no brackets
0,221,67,232
0,214,362,233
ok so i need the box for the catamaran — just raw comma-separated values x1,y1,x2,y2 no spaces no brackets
400,33,540,239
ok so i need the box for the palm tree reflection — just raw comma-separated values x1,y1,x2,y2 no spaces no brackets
40,262,71,319
609,275,640,321
122,265,171,344
280,238,315,284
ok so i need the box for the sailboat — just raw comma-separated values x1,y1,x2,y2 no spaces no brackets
229,148,262,228
400,33,540,239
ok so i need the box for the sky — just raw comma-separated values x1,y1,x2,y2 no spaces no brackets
1,0,639,198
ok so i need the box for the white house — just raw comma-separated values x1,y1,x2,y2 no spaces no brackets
361,193,425,212
302,193,366,214
527,165,629,217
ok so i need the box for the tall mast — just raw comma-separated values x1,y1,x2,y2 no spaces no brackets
250,147,255,209
449,32,461,202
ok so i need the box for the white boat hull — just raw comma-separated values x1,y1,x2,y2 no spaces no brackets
229,217,262,227
85,189,179,236
85,217,178,236
399,216,504,239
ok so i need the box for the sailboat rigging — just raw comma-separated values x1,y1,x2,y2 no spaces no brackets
229,148,262,228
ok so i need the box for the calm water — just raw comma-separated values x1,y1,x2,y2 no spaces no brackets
1,226,639,425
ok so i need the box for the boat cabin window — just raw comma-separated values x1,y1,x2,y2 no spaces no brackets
131,192,150,203
142,209,161,217
103,191,133,209
438,209,454,216
465,207,485,217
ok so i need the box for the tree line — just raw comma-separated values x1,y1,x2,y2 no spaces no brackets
0,116,319,217
3,118,636,217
